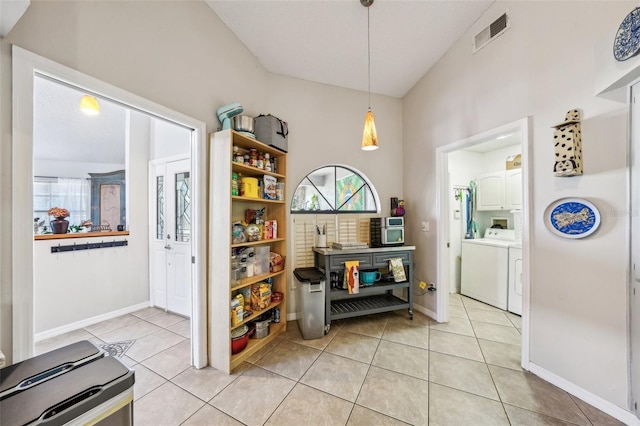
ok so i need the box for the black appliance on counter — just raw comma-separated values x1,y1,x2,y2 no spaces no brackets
0,340,134,425
370,217,405,247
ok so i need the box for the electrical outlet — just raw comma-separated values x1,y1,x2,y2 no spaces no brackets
421,221,430,232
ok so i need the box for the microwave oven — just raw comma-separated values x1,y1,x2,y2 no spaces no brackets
370,217,405,247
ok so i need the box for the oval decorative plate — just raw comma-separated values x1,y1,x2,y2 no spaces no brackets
544,198,601,239
614,7,640,61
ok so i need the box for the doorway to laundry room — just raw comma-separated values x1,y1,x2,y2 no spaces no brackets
436,117,530,368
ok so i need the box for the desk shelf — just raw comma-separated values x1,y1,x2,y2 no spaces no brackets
313,246,415,330
330,294,409,320
330,280,409,301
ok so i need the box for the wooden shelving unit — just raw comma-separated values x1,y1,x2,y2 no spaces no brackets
209,129,287,373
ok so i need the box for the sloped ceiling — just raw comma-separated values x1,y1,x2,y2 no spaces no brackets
206,0,494,98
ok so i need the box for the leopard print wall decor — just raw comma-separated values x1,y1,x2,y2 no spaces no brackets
553,109,583,177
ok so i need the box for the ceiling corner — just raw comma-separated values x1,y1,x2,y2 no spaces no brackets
1,0,30,38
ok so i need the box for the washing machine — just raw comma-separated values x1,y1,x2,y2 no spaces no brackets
461,229,515,310
508,244,523,315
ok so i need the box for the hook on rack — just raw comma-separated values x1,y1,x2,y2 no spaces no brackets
50,239,128,254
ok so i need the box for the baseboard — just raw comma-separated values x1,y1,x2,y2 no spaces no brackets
413,303,436,320
286,312,297,322
529,363,639,425
35,301,151,342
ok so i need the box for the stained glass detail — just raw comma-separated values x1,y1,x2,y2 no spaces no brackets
175,172,191,242
291,166,377,213
156,176,164,240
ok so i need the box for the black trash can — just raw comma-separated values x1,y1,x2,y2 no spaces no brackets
0,340,135,425
294,267,326,339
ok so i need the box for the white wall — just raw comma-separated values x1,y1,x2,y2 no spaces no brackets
0,1,403,361
32,110,151,334
264,73,404,217
403,0,631,410
480,145,520,172
448,150,483,292
34,159,125,178
0,33,11,363
151,118,191,160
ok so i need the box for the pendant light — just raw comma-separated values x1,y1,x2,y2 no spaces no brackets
80,94,100,115
361,0,378,151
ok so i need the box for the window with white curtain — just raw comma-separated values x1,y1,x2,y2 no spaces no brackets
33,177,91,226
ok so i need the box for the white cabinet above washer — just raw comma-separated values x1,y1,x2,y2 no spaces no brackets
477,170,522,211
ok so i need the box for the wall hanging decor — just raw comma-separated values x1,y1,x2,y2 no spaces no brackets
544,197,600,239
613,7,640,62
552,109,583,177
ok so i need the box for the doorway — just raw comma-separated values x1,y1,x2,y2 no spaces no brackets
150,158,192,318
12,47,207,368
436,117,530,369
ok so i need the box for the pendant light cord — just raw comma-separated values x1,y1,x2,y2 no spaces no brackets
367,5,371,110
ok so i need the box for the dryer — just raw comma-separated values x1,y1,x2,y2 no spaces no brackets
460,229,515,310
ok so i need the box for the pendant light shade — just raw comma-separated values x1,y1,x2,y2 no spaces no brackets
361,0,378,150
361,108,378,150
80,95,100,115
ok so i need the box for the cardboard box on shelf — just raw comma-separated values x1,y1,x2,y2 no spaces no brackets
506,154,521,170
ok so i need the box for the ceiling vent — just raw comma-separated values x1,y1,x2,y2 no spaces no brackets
473,12,509,53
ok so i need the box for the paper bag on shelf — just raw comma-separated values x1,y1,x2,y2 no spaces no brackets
344,260,360,294
389,258,406,282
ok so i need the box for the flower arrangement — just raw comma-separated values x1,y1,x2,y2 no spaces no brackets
48,207,70,219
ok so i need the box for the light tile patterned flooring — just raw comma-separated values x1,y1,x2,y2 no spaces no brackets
34,294,624,425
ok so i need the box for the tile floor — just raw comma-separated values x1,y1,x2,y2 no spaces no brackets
34,294,625,425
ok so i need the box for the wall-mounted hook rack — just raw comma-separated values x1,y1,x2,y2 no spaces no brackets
51,239,128,253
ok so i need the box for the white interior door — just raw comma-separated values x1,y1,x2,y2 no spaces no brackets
150,158,192,317
630,82,640,417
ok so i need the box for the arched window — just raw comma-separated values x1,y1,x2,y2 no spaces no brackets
290,165,379,213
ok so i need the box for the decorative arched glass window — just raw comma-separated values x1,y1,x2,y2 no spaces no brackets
290,165,379,213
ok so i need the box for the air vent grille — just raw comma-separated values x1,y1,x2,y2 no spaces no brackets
473,12,510,53
490,13,508,37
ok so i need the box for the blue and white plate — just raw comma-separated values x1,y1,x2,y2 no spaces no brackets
544,197,600,239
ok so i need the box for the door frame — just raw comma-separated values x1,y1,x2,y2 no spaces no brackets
149,155,191,314
435,117,532,370
12,46,207,368
629,81,640,418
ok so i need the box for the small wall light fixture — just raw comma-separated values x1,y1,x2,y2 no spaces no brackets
80,95,100,115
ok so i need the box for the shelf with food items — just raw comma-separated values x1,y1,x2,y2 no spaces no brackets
230,296,284,332
230,130,286,167
231,208,281,245
210,128,287,374
232,161,285,180
231,196,284,204
230,321,286,370
226,268,286,369
229,246,284,290
229,280,285,367
231,237,285,249
230,269,285,292
232,172,285,202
